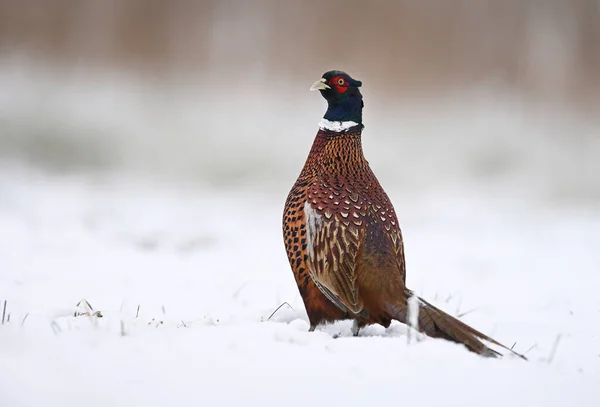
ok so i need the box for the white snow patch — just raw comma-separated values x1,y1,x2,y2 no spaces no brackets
0,169,599,407
407,293,421,343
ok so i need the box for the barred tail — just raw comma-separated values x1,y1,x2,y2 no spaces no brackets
385,291,526,360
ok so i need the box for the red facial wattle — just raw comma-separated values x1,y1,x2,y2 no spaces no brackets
329,75,349,94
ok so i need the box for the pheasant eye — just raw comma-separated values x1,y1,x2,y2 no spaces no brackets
337,78,345,85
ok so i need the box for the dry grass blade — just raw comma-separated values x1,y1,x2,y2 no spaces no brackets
454,297,462,315
1,300,6,324
21,313,30,326
74,299,97,317
50,320,62,334
267,302,294,321
546,334,562,364
523,343,538,356
456,308,478,319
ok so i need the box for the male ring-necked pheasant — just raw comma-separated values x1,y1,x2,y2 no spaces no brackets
282,70,525,359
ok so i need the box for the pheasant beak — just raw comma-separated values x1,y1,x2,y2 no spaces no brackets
310,78,331,91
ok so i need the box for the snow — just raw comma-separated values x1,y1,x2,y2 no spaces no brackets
1,167,599,407
1,62,599,405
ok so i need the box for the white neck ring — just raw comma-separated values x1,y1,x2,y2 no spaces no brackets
318,118,359,132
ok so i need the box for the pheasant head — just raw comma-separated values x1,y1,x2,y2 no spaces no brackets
310,70,364,126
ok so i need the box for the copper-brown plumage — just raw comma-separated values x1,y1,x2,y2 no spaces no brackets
282,70,525,359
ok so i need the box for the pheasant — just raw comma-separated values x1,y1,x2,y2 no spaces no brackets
282,70,525,359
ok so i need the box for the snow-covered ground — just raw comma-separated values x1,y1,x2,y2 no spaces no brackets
1,166,599,407
1,63,599,405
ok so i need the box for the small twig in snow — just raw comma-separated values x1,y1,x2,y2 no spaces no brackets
267,302,294,321
21,313,29,326
120,320,126,336
136,305,140,318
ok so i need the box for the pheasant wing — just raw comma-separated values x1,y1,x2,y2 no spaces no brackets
303,200,365,316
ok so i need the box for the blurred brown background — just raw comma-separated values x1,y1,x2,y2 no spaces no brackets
1,0,598,105
0,0,599,202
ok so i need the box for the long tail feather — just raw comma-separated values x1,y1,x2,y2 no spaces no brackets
385,291,527,360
